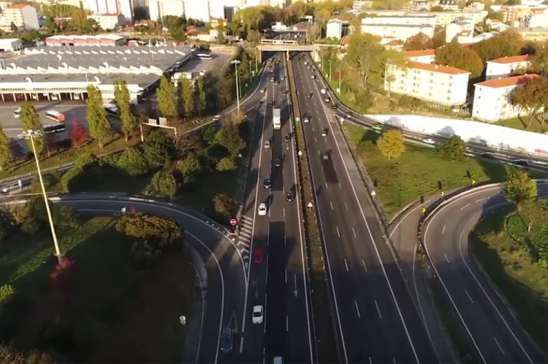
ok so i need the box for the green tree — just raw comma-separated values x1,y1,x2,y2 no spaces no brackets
345,32,386,90
403,32,434,50
436,42,484,78
142,129,176,168
179,76,194,118
196,77,207,115
0,284,15,304
437,135,466,160
116,212,183,248
0,210,14,241
147,169,178,198
177,153,202,184
114,80,137,142
530,40,548,75
0,126,12,171
504,167,537,211
116,147,150,176
156,75,177,118
213,193,237,221
214,125,246,157
377,129,405,160
216,157,237,171
472,29,524,63
20,102,45,155
509,76,548,129
86,85,112,149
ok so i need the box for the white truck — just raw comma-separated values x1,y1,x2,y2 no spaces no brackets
273,108,281,130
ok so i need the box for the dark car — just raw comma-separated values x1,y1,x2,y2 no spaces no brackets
284,135,291,143
321,128,328,136
273,158,281,167
254,248,265,264
263,177,272,189
286,191,295,202
220,328,233,353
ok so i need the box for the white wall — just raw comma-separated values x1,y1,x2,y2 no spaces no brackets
365,114,548,156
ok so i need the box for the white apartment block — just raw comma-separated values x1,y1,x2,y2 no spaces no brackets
485,55,531,79
385,62,470,106
148,0,184,20
472,74,539,122
405,49,436,64
361,14,436,41
0,3,39,32
84,0,133,23
326,19,343,39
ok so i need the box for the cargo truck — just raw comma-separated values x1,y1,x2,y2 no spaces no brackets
273,108,281,129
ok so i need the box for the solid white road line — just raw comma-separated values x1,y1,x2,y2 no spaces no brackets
361,258,368,272
352,227,357,239
354,300,361,319
285,269,287,284
330,201,334,210
443,253,450,264
374,300,383,320
336,226,341,238
441,224,446,235
344,258,349,272
286,315,289,332
460,203,470,211
464,289,474,304
493,337,505,355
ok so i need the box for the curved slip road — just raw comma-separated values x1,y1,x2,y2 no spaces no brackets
423,181,548,363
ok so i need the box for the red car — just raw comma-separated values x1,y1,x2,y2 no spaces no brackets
254,248,264,264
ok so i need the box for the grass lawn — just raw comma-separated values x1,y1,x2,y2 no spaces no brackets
344,123,511,218
0,215,194,362
496,117,547,134
471,207,548,353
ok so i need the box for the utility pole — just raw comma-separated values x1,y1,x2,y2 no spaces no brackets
23,130,63,263
231,59,241,114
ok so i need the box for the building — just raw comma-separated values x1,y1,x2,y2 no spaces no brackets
410,0,431,11
0,3,39,32
361,14,437,41
0,38,22,52
439,0,459,11
0,45,194,103
148,0,184,20
326,19,349,39
84,0,133,23
45,34,127,47
486,55,531,79
385,62,470,106
89,14,122,30
445,19,474,42
472,74,539,122
405,49,436,64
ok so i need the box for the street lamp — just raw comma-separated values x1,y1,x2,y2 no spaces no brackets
231,59,241,114
21,129,63,263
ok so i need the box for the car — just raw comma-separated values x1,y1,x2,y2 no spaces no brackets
258,203,267,216
324,97,331,103
270,77,275,82
303,116,310,123
320,88,327,95
280,76,285,80
311,75,316,79
252,305,264,324
286,191,295,202
273,158,281,167
422,138,435,145
212,114,222,121
13,107,21,118
321,128,328,136
260,88,266,93
322,153,329,161
220,328,233,353
309,92,313,98
263,177,271,189
254,248,264,264
284,135,291,143
264,140,271,149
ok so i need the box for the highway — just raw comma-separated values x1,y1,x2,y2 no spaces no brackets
290,52,437,363
234,53,314,363
37,194,246,364
422,182,548,364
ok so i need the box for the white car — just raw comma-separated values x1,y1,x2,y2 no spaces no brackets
258,203,267,216
260,88,266,93
264,140,270,149
252,305,264,324
423,138,436,145
303,117,309,123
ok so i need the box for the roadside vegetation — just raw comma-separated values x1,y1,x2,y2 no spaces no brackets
471,168,548,352
0,200,193,362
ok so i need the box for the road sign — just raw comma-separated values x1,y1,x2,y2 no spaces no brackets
230,218,238,226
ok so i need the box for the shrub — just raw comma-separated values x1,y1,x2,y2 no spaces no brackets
116,147,150,176
146,169,178,199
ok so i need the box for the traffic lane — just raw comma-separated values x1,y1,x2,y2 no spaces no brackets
297,59,437,362
55,198,241,364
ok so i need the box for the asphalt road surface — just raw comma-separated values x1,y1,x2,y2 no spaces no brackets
423,182,548,364
291,52,437,364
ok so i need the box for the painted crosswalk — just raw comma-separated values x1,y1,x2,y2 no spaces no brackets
237,215,254,264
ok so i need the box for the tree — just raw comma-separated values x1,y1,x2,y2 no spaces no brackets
0,210,14,241
177,153,202,184
0,126,12,171
530,40,548,75
179,76,194,118
504,167,537,211
213,193,237,221
472,29,525,63
116,212,183,248
0,344,55,364
196,77,207,115
69,120,89,147
216,157,237,171
0,284,15,304
147,169,178,198
20,102,45,155
509,76,548,129
114,80,137,142
403,32,434,51
437,135,466,160
142,129,176,168
377,129,405,160
157,75,177,118
436,42,484,78
344,32,386,90
86,85,112,149
214,125,246,157
116,147,150,176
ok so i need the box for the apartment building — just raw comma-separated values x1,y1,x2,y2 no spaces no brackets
361,14,436,41
0,3,39,32
485,54,531,79
404,49,435,64
472,74,539,122
84,0,133,23
385,62,470,106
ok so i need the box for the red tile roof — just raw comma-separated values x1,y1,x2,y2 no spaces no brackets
489,54,531,64
475,74,540,88
8,3,32,9
409,61,470,75
405,49,436,58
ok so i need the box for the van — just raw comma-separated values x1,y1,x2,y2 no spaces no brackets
273,357,283,364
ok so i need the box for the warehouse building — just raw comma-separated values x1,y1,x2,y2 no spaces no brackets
0,45,194,103
45,34,127,47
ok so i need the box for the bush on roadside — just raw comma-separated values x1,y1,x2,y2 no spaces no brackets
116,147,150,176
212,193,237,223
141,130,176,168
146,169,179,199
437,135,466,161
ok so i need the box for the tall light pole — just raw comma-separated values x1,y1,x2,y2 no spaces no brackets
22,130,63,263
231,59,241,114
